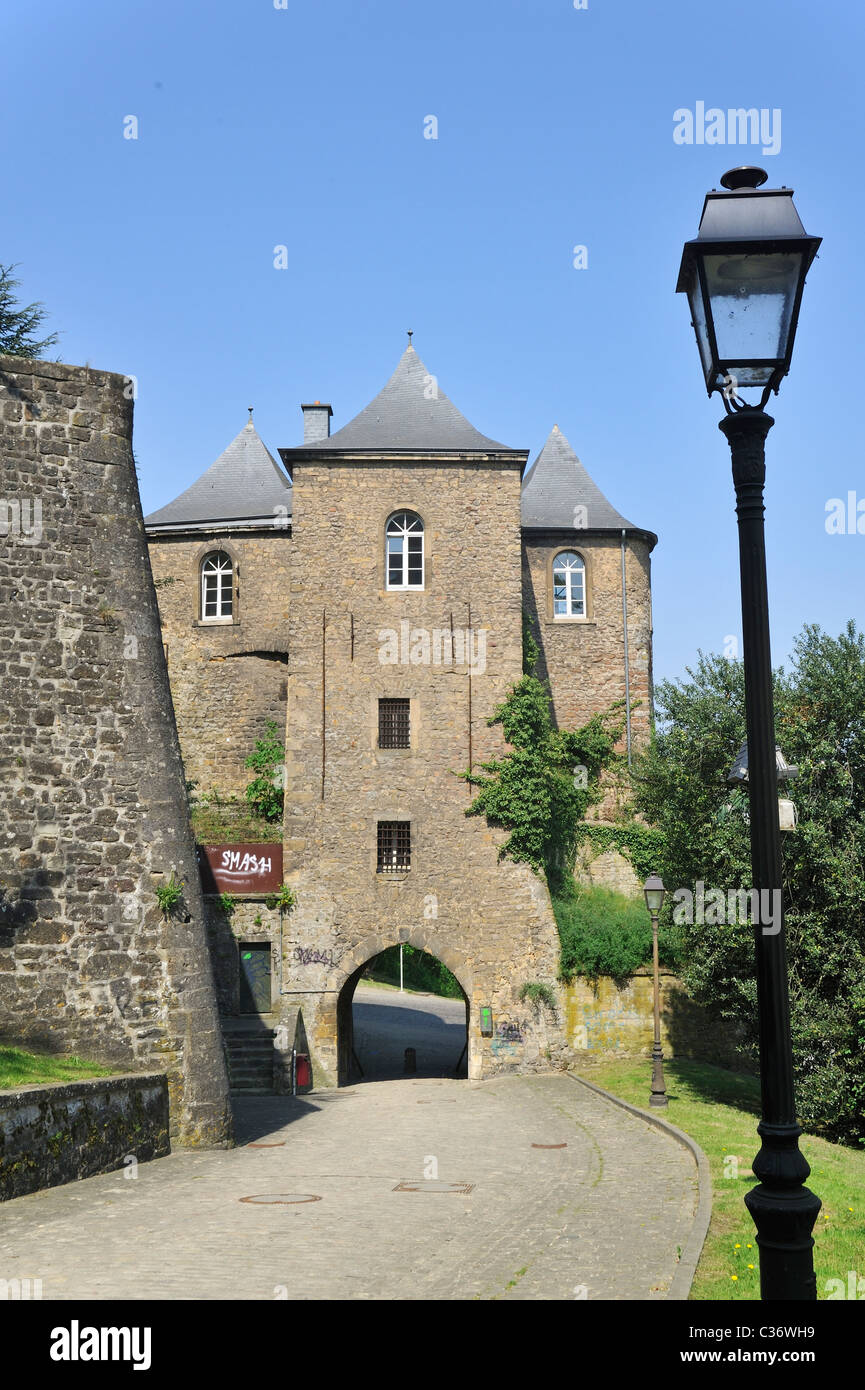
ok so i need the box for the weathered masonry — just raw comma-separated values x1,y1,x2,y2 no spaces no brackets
0,357,231,1146
145,344,658,1087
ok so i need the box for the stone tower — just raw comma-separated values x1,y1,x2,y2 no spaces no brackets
278,346,561,1084
522,424,656,834
0,357,231,1146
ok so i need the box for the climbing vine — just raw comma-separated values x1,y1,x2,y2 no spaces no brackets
461,674,624,883
244,720,285,823
574,821,667,886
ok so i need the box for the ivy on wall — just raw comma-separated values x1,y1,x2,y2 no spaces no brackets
461,675,624,881
462,619,675,980
574,821,667,887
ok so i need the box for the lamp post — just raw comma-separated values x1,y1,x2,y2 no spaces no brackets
728,741,800,832
643,875,667,1108
677,166,822,1300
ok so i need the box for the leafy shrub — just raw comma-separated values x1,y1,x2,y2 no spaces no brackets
264,883,296,912
244,720,285,823
518,981,558,1017
155,872,184,921
554,883,678,982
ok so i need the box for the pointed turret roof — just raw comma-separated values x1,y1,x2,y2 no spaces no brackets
145,417,292,530
521,425,656,546
284,345,516,455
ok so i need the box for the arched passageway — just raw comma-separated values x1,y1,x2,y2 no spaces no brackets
337,945,469,1085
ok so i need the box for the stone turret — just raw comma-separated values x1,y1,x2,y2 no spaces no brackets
521,424,656,755
0,357,231,1146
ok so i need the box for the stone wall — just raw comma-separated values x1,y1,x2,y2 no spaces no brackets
282,456,563,1085
148,532,290,797
575,837,643,897
0,1073,170,1201
562,973,748,1070
0,357,231,1146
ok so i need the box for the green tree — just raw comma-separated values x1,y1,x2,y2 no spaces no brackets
633,621,865,1145
244,720,285,824
0,264,59,359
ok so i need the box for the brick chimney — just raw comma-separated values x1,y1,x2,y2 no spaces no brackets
301,401,333,444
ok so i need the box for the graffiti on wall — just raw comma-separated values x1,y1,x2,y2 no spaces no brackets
198,844,284,895
496,1021,524,1043
292,946,336,969
490,1018,530,1056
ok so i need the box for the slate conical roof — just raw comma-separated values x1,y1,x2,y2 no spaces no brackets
521,425,655,545
293,345,515,453
145,418,292,529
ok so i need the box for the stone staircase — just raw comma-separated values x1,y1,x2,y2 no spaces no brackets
223,1028,275,1095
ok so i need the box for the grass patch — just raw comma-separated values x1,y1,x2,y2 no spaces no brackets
0,1046,115,1090
190,798,282,845
571,1056,865,1301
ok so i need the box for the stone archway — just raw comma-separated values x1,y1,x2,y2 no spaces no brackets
331,931,474,1086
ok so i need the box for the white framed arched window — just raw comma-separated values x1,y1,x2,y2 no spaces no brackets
552,550,586,618
200,550,234,622
386,511,424,590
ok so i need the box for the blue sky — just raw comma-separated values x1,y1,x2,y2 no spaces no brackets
2,0,862,686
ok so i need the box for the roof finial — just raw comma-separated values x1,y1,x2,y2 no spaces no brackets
247,405,254,425
407,329,413,346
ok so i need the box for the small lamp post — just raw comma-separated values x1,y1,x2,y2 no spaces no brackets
677,167,822,1301
643,875,667,1109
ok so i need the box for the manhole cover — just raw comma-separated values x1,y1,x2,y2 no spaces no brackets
393,1180,474,1194
247,1142,286,1148
239,1193,322,1205
532,1142,568,1149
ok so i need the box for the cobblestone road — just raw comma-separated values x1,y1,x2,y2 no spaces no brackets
1,1074,698,1300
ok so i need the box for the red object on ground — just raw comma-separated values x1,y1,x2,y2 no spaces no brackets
295,1054,311,1090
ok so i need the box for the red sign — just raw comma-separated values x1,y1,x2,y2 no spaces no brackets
198,844,283,896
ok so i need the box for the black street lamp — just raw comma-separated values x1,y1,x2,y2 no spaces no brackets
643,875,667,1108
677,167,822,1301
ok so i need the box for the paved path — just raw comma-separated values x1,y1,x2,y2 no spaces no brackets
352,985,466,1079
1,1074,698,1300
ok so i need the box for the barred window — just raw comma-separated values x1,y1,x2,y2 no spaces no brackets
377,821,411,873
379,698,411,749
200,550,233,621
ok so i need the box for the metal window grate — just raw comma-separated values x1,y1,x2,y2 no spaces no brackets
377,821,411,873
379,698,411,748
